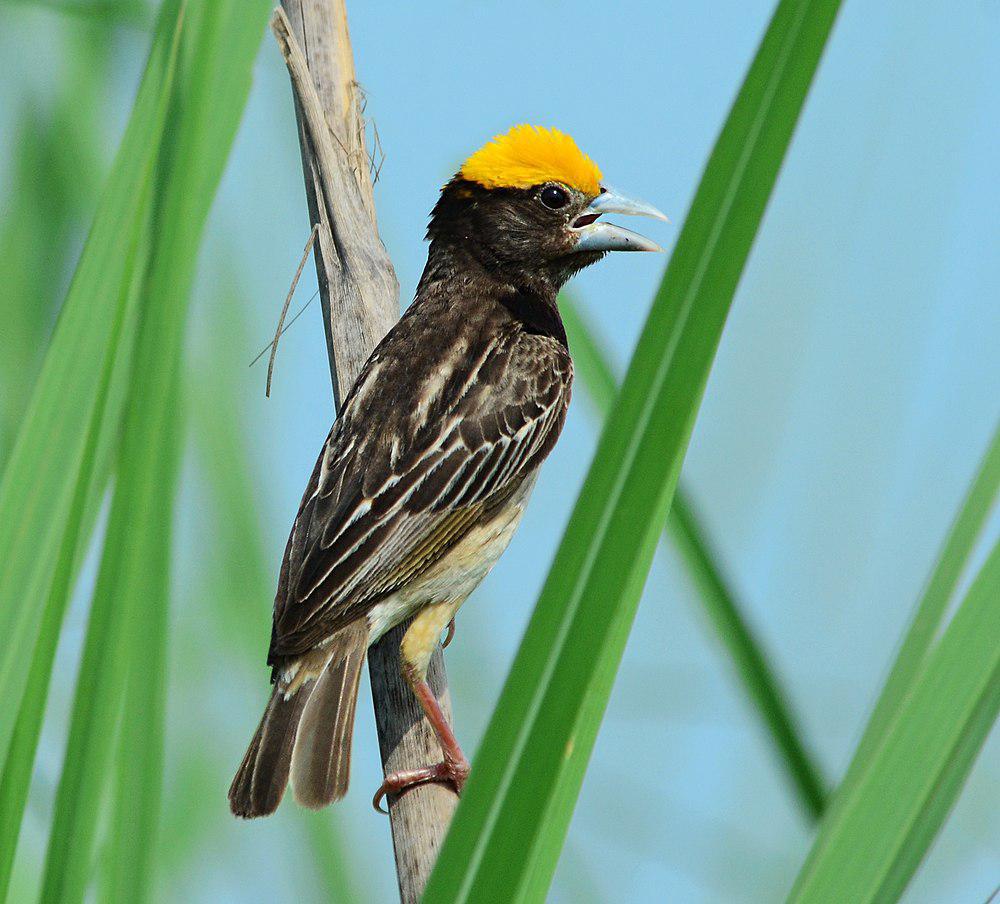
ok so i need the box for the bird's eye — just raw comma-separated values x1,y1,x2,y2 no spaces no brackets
540,185,569,210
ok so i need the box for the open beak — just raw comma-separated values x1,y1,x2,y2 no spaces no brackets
571,185,668,253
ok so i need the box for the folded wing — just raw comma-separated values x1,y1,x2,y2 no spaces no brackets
268,324,571,663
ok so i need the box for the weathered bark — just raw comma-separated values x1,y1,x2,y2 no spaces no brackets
272,5,458,900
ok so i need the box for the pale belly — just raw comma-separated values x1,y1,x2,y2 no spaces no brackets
365,472,538,645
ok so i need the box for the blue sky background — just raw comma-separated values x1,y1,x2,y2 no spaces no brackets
2,0,998,901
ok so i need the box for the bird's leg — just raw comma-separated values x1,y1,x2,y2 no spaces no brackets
373,601,469,813
372,673,470,813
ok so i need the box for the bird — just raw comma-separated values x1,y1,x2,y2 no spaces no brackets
228,124,666,818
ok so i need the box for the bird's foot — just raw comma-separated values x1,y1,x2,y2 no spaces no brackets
442,617,456,648
372,753,470,814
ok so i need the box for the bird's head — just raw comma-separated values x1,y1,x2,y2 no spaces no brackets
428,124,667,290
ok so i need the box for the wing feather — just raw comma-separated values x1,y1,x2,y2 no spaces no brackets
268,312,571,662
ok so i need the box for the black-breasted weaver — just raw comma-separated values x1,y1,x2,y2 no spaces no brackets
229,124,667,818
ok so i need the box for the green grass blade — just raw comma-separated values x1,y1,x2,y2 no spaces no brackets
0,32,125,883
0,275,128,903
0,21,116,455
848,423,1000,770
561,296,827,819
666,495,827,817
38,284,154,904
101,299,182,904
37,530,128,904
37,2,271,899
101,0,273,896
787,539,1000,903
0,0,184,760
425,1,843,900
0,29,136,853
0,116,83,453
788,422,1000,900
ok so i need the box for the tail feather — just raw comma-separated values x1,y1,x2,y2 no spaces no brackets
229,623,368,818
291,623,367,809
228,683,311,818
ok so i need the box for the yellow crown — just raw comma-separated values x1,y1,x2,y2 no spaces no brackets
459,124,603,196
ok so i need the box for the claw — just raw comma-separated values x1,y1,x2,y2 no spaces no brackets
376,658,469,813
442,618,456,649
372,755,470,814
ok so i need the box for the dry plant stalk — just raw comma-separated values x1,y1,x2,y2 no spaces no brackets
272,3,459,900
265,222,317,396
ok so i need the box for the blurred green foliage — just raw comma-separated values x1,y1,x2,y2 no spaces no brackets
0,1,996,902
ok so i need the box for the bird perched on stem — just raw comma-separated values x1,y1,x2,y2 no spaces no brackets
229,124,666,818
